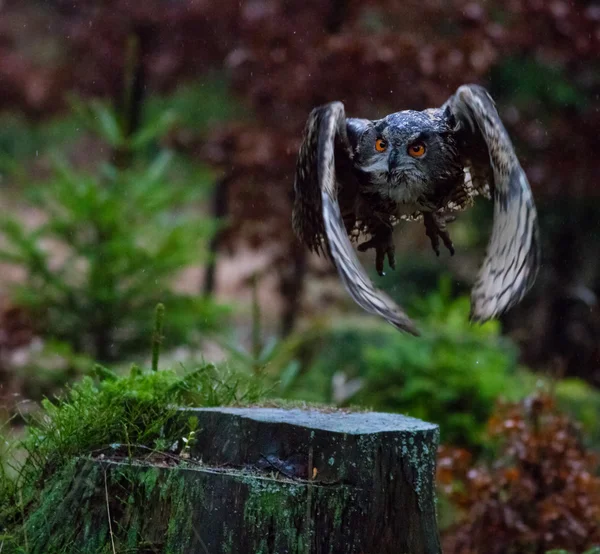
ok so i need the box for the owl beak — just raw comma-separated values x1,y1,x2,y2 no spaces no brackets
387,150,402,183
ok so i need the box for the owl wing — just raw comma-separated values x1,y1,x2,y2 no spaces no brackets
293,102,418,335
445,84,540,322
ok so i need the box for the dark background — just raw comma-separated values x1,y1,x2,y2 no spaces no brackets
0,2,599,552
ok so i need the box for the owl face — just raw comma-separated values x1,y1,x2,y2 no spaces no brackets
348,107,462,204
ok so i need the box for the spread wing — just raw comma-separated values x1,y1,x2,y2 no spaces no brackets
292,102,418,335
445,85,540,321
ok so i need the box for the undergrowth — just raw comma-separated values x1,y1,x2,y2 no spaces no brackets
0,304,267,551
0,82,228,362
274,276,524,449
440,395,600,554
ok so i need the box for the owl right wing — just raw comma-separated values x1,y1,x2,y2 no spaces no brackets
292,102,419,335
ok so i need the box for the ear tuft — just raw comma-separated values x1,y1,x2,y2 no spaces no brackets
346,118,371,152
443,105,458,131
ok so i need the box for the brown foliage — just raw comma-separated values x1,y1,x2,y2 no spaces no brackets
0,0,243,116
1,0,599,338
2,0,598,232
439,395,600,554
216,0,599,243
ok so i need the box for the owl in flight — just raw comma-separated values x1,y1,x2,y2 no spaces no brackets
292,85,539,335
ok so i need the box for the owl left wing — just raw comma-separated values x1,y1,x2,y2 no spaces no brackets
445,85,540,322
293,102,418,335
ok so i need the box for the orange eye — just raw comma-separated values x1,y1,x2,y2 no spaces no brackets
375,138,387,152
408,142,426,158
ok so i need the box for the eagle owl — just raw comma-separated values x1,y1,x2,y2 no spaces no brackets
292,84,540,335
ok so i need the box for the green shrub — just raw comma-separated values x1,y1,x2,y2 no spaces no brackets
490,56,589,112
248,276,600,451
0,98,226,361
278,276,529,448
554,378,600,449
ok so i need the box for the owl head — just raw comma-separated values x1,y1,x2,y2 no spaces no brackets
347,106,463,203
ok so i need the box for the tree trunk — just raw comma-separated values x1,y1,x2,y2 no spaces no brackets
24,407,442,554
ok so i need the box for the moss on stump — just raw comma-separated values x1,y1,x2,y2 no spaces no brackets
23,407,441,554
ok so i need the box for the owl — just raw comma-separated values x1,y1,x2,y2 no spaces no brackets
292,84,540,335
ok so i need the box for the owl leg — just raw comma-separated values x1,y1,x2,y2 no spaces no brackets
423,212,455,256
357,224,396,276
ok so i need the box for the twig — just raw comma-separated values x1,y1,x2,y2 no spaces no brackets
90,443,204,468
151,303,165,372
203,173,232,297
104,468,117,554
251,272,262,368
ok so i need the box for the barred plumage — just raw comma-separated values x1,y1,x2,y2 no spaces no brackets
316,102,418,334
445,86,540,321
292,84,540,333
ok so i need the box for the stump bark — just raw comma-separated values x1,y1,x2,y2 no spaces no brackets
24,407,441,554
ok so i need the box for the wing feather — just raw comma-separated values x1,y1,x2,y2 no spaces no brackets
293,102,418,335
446,85,540,321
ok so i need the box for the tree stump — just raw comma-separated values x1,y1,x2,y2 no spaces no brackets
24,407,441,554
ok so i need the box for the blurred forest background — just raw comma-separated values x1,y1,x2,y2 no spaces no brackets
0,1,599,553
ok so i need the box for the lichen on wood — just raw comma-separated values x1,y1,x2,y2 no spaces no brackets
19,407,441,554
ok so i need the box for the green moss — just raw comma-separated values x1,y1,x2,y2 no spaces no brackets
243,478,307,552
19,458,359,553
15,460,203,553
22,460,109,553
8,438,438,554
322,485,352,532
0,356,268,551
164,468,206,553
126,510,141,548
140,466,160,501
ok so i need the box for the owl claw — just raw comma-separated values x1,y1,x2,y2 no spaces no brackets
424,212,455,257
358,226,396,276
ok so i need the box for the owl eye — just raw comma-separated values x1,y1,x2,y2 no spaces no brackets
375,138,387,152
408,142,426,158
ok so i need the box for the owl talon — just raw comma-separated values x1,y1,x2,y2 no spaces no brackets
375,248,385,276
358,226,396,275
424,212,455,257
388,248,396,270
440,232,455,255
